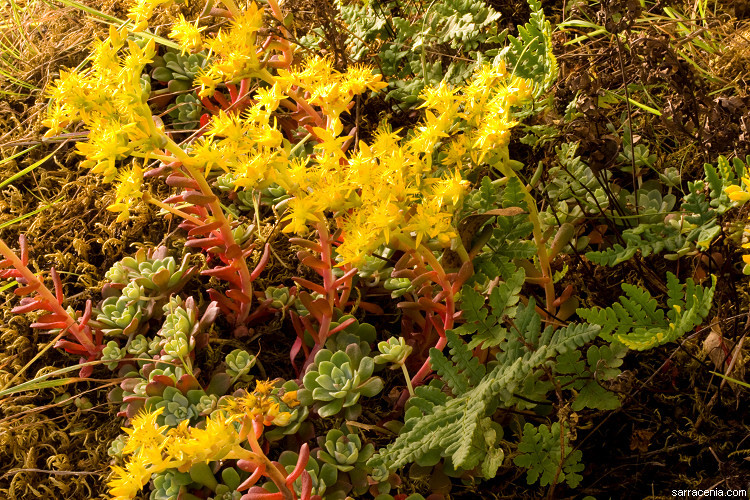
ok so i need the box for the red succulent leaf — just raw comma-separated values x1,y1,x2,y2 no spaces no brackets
240,488,283,500
328,317,356,336
286,443,310,485
208,289,241,313
299,470,312,500
290,336,304,376
163,193,186,204
292,277,326,296
14,282,41,295
249,243,270,280
237,463,265,491
288,238,323,254
166,174,200,189
183,191,217,205
332,267,357,289
226,289,252,303
214,91,230,109
227,82,238,102
176,373,201,393
185,236,225,249
201,265,242,286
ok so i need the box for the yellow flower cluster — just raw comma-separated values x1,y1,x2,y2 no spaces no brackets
193,5,269,97
108,408,238,499
222,378,298,426
276,57,388,135
128,0,174,31
725,180,750,265
272,61,532,265
169,14,206,54
42,26,161,222
109,380,295,500
44,0,532,267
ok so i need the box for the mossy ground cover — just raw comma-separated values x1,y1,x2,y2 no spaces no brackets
0,0,748,498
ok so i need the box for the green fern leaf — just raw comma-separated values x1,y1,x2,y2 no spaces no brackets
585,244,637,266
454,286,490,334
497,0,558,95
549,321,603,354
369,298,600,476
578,273,715,350
446,329,486,386
430,345,469,396
514,421,583,488
502,176,528,209
466,268,525,349
472,254,517,286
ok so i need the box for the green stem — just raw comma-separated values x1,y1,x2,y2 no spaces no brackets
290,133,312,156
496,154,556,319
400,363,415,397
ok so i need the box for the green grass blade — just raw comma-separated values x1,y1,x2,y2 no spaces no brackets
0,198,62,230
0,67,38,90
0,142,65,190
45,0,179,49
0,145,38,166
45,0,125,24
605,89,663,116
710,371,750,389
0,362,98,397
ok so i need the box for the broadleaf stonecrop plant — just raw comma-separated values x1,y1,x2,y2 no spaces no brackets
0,0,728,497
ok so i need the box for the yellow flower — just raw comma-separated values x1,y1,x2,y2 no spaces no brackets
282,390,299,407
726,184,750,203
342,64,388,95
41,101,73,137
221,382,293,427
408,110,450,154
107,460,150,500
282,195,322,234
170,14,205,54
367,199,402,244
335,212,383,266
121,406,167,456
254,83,283,112
122,39,155,73
433,169,469,208
127,0,172,31
419,81,458,114
194,67,221,98
107,162,144,223
405,200,455,248
254,379,274,395
442,134,468,167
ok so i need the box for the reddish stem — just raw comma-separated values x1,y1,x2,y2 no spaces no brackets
0,237,96,354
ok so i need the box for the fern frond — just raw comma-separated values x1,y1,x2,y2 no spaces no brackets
369,303,600,475
577,273,716,350
456,268,525,350
502,177,528,209
497,0,558,95
549,321,603,354
446,329,486,386
514,422,584,488
430,344,469,396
